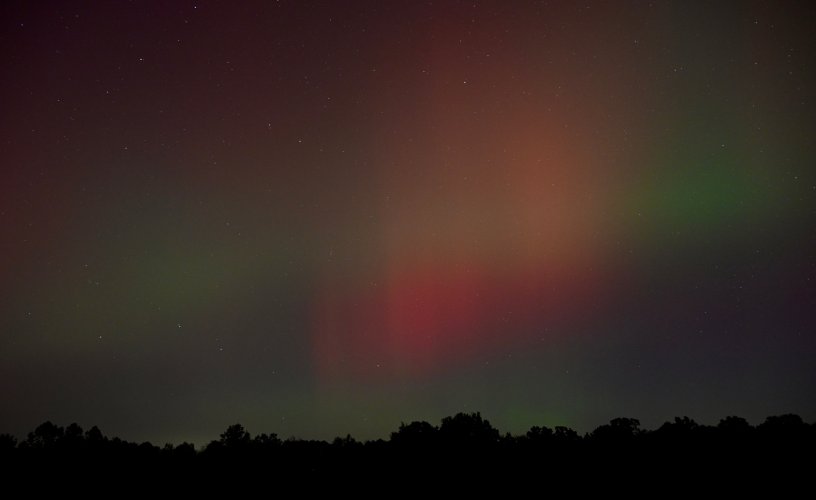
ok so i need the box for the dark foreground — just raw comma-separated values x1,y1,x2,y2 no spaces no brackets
1,413,813,490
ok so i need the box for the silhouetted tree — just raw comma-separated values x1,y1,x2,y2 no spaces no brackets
715,415,753,455
332,434,361,450
204,423,253,458
718,416,752,434
440,412,499,446
62,422,84,450
84,425,106,444
253,432,281,450
655,416,702,439
648,416,714,460
220,423,251,448
390,421,438,447
553,426,580,444
590,417,641,443
526,425,554,442
23,421,64,449
500,431,523,447
759,414,805,434
758,414,808,448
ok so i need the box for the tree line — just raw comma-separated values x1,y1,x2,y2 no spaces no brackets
3,412,813,456
2,412,813,482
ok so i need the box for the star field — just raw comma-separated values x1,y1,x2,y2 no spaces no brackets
0,1,814,445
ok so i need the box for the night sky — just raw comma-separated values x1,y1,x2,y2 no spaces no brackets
1,1,814,445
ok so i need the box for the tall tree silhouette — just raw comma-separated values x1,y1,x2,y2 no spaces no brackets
23,421,64,449
391,421,439,448
589,417,642,443
219,423,251,448
439,412,500,448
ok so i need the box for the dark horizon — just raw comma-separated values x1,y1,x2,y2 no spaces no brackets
6,412,814,489
3,410,816,449
1,1,814,444
4,411,813,450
